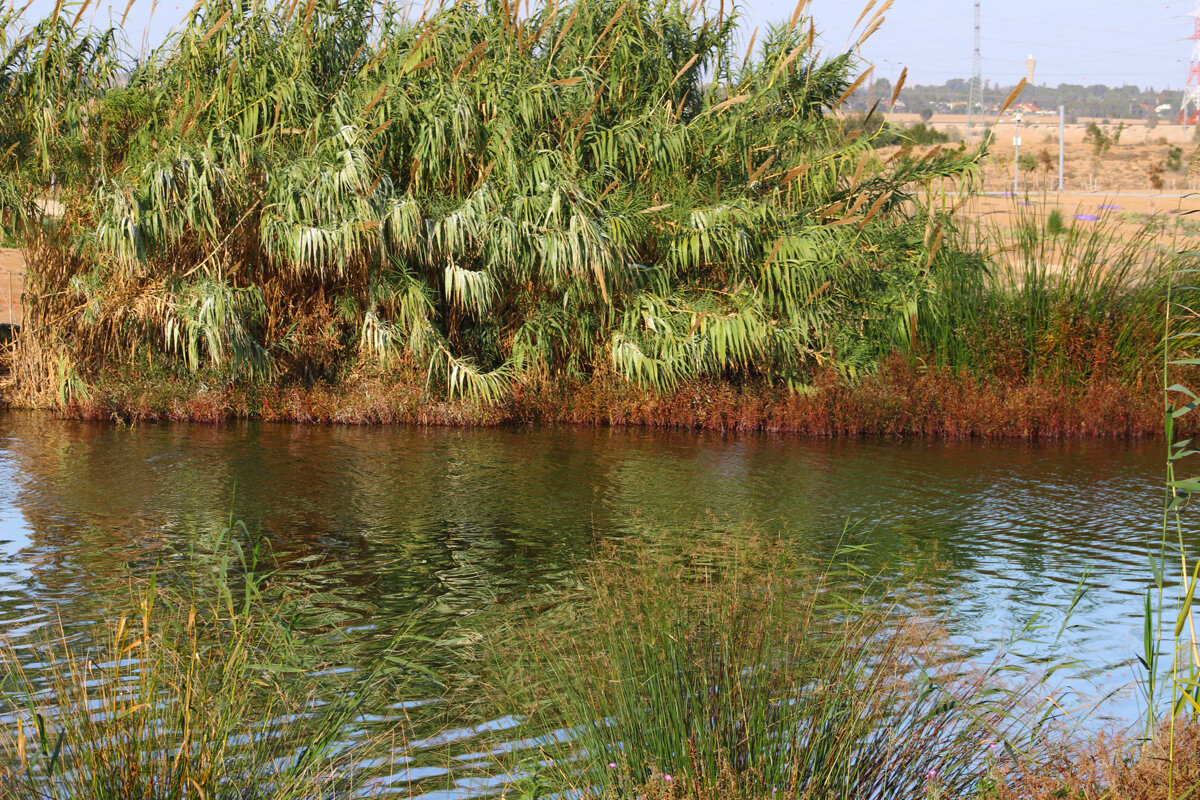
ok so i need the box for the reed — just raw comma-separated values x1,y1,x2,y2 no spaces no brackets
912,203,1175,388
1,0,992,408
0,1,1183,433
489,526,1058,800
0,523,423,799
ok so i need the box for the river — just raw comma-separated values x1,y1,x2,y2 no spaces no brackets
0,412,1185,796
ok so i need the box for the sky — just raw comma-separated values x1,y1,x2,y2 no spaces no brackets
10,0,1196,89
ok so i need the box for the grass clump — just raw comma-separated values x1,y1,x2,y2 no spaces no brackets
492,527,1047,800
0,524,425,799
914,208,1179,389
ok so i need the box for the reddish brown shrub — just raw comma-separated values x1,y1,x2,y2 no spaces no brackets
46,356,1177,439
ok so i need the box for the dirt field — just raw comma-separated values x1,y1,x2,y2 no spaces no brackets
875,113,1200,256
0,248,24,326
890,113,1200,193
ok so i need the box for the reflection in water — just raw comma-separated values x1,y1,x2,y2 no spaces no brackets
0,412,1182,795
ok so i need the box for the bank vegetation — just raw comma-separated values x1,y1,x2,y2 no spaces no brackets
0,0,1186,435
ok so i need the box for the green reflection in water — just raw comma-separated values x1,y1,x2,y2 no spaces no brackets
0,412,1187,796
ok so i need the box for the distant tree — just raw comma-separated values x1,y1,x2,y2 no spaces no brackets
1084,123,1113,156
919,108,933,122
841,78,1182,122
1167,146,1184,172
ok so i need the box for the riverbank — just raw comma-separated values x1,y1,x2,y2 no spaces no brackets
2,0,1185,442
21,357,1161,438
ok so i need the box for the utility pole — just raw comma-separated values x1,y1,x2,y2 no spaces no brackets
1185,1,1200,137
968,0,982,142
1058,105,1065,193
1013,112,1023,195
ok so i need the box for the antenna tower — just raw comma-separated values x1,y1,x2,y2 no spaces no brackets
1185,1,1200,130
967,0,982,142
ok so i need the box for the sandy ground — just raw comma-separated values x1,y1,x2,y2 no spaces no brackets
891,113,1197,145
875,114,1200,255
889,113,1200,192
0,248,25,326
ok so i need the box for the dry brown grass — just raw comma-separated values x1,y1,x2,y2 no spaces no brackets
41,357,1170,438
993,721,1200,800
593,721,1200,800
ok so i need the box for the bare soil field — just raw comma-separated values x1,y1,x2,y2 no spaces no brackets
875,114,1200,258
891,113,1200,192
0,248,23,326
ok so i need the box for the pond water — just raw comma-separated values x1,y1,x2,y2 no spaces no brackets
0,411,1187,796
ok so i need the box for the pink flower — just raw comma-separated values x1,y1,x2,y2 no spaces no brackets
664,774,673,782
925,769,938,780
608,763,617,768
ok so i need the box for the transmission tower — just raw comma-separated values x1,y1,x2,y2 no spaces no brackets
1185,1,1200,130
967,0,982,142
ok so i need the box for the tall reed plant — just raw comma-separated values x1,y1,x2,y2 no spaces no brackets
0,522,426,800
491,526,1051,800
915,203,1174,387
1140,246,1200,798
0,0,988,406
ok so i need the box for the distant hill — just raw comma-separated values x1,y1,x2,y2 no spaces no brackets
847,80,1183,123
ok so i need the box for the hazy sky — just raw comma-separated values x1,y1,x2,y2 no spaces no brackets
11,0,1195,89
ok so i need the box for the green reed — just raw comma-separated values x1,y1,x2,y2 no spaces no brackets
0,522,424,800
490,525,1058,800
913,202,1175,388
1144,241,1200,799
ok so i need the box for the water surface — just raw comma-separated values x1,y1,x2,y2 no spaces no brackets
0,412,1184,795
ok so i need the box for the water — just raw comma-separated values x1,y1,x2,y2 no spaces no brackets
0,411,1188,794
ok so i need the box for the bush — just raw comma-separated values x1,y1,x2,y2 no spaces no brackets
1046,209,1065,235
905,120,950,145
1167,145,1184,172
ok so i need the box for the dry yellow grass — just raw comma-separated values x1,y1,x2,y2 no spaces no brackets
0,248,23,325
